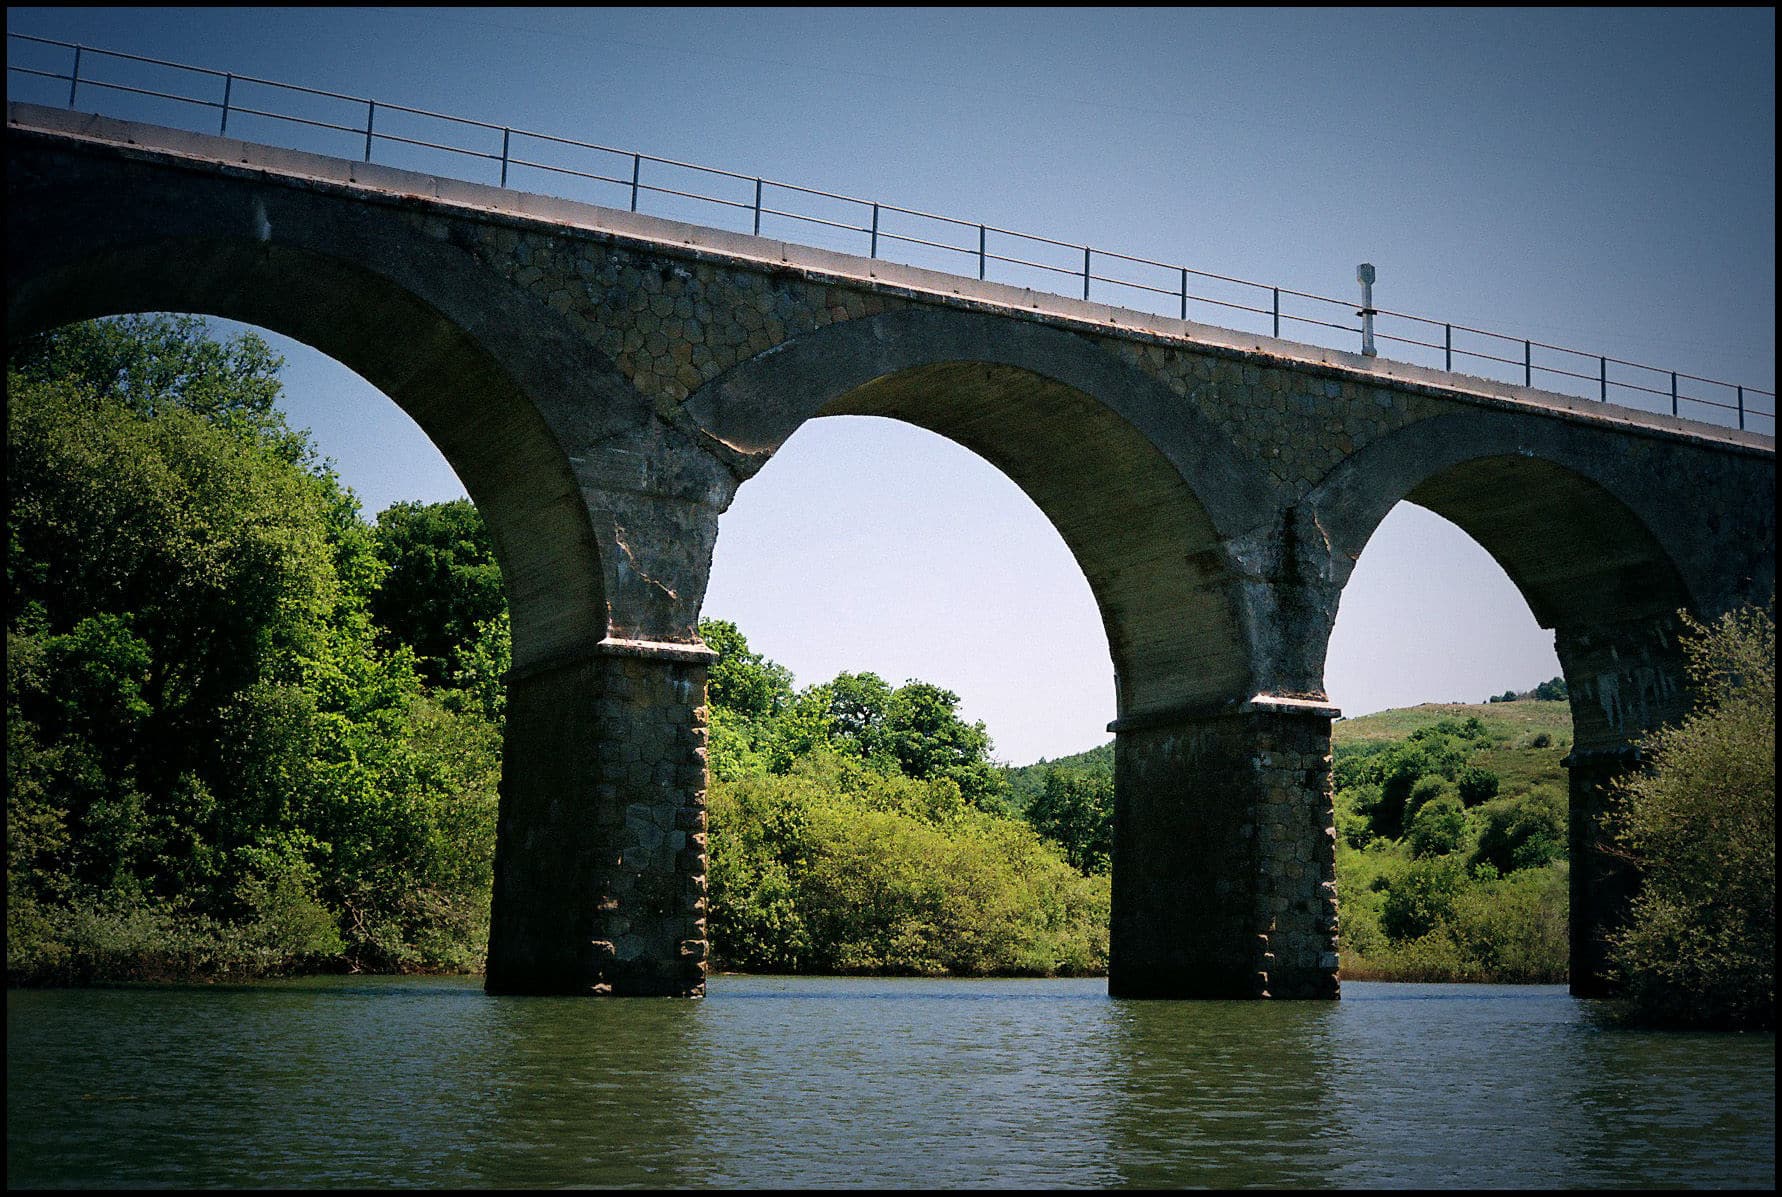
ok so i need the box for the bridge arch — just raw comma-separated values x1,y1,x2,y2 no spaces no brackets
5,146,731,996
1302,409,1696,630
1303,409,1708,994
686,307,1280,717
5,194,620,676
686,307,1334,998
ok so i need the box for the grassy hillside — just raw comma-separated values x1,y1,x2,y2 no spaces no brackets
1336,701,1572,799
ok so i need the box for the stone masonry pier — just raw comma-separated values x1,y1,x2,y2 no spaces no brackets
8,103,1774,998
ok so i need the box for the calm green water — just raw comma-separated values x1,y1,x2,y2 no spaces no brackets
6,975,1774,1189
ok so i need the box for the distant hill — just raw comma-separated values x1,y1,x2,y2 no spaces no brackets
1334,701,1572,797
1003,741,1112,811
1004,700,1573,804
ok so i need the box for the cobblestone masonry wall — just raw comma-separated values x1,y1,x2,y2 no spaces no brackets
445,216,1457,501
1112,708,1338,999
487,648,709,997
591,650,710,996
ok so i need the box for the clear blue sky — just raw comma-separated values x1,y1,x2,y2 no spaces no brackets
7,8,1774,764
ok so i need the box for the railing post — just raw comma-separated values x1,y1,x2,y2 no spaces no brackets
753,178,763,236
1083,246,1091,300
67,44,81,108
364,100,375,162
1737,386,1745,431
1600,356,1607,401
629,154,641,212
870,203,879,258
1179,267,1188,321
1670,372,1678,416
500,128,510,188
220,73,233,135
1524,340,1531,387
1272,287,1280,338
1356,264,1376,355
978,226,987,281
1444,324,1452,371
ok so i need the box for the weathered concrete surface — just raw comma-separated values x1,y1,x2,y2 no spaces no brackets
8,103,1774,998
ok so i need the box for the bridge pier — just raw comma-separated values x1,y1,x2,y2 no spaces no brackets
1555,613,1691,998
485,641,712,996
1109,698,1340,999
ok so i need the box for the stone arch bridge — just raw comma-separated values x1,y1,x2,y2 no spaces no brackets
8,104,1773,999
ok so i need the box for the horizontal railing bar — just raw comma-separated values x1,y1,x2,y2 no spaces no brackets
1088,274,1179,300
640,183,756,212
1284,312,1365,336
218,104,366,138
1373,330,1451,355
985,251,1089,277
505,157,631,188
9,33,231,79
7,30,1771,412
874,228,979,258
31,75,225,110
756,206,871,237
760,179,879,209
374,131,503,162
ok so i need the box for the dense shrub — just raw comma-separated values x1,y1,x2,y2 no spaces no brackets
1471,787,1567,876
1408,793,1467,859
708,753,1108,976
1456,764,1500,807
1609,605,1774,1029
1380,857,1468,941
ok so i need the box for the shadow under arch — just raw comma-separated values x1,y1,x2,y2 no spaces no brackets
6,220,614,676
1302,410,1695,633
686,307,1279,717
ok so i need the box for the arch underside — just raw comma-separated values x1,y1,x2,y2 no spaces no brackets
819,361,1252,716
1403,455,1691,630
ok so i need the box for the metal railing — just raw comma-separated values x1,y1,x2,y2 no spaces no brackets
7,33,1775,435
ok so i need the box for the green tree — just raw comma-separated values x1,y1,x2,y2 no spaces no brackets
1025,768,1114,875
1533,676,1568,702
702,618,794,719
8,312,303,459
1609,604,1775,1029
369,499,506,687
1456,764,1500,807
8,317,505,982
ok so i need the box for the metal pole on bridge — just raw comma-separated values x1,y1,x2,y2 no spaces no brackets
1356,263,1377,357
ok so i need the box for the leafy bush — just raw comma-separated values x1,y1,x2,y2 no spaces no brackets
1456,764,1500,807
1609,605,1774,1029
708,753,1108,976
1024,768,1113,875
1447,865,1568,982
1408,793,1467,859
1380,857,1468,942
1471,787,1567,876
1403,774,1453,826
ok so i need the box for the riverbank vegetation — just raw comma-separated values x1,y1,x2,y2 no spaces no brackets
1607,605,1775,1029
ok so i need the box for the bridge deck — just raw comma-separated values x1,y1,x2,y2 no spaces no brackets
9,101,1772,457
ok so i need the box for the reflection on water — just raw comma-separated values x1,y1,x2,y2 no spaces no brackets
7,976,1774,1188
